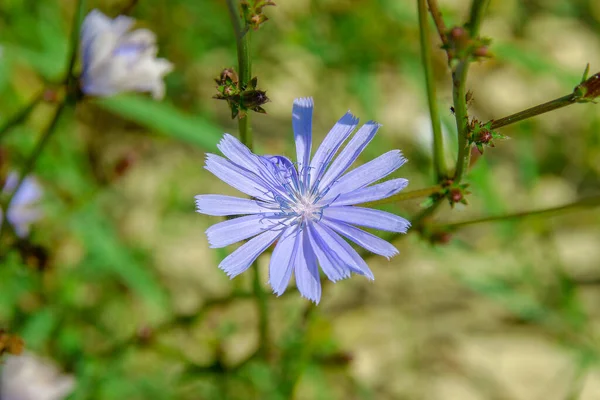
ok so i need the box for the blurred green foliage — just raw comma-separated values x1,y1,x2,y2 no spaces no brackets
1,0,600,399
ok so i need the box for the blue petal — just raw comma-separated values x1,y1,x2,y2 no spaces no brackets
205,154,271,201
219,229,282,278
321,217,398,259
269,225,300,296
322,150,406,202
329,178,409,206
323,206,410,233
317,121,380,192
311,222,374,279
309,111,358,189
294,229,322,304
206,214,280,248
217,135,293,200
292,98,313,176
306,223,352,282
195,194,274,216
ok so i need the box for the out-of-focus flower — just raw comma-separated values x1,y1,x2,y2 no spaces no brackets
195,98,410,303
80,9,173,99
0,173,43,238
0,353,75,400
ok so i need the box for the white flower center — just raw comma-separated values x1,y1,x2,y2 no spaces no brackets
291,193,322,222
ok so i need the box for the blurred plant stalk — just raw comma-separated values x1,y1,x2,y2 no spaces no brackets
226,0,270,359
443,194,600,229
0,0,86,246
417,0,448,182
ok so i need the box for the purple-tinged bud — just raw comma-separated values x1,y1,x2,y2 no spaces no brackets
450,188,463,204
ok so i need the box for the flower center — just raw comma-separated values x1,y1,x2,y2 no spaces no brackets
291,194,322,222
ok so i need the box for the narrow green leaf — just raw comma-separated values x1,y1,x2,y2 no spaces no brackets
96,95,222,152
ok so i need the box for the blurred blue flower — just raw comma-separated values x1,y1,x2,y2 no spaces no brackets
196,98,410,303
1,173,43,238
80,10,173,99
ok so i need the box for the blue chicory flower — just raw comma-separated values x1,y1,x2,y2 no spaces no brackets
195,98,410,303
80,10,173,99
0,173,43,238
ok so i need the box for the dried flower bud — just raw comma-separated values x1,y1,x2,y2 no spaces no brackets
575,72,600,101
216,68,239,87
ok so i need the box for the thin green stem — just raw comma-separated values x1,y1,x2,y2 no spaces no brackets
426,0,449,50
0,92,45,142
452,62,470,182
452,0,489,182
0,0,85,244
465,0,491,37
1,102,68,227
66,0,87,84
362,185,441,208
489,93,577,130
226,0,267,357
418,0,448,181
442,195,600,230
226,0,252,148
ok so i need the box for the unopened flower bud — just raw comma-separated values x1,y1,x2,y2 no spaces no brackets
449,27,466,40
474,46,490,58
449,188,463,204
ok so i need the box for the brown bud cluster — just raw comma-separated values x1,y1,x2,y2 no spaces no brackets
214,69,270,119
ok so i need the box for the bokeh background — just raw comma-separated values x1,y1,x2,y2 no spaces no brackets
1,0,600,398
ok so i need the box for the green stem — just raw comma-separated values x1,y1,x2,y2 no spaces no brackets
226,0,267,357
0,92,45,142
452,62,470,182
1,0,85,243
362,185,441,208
465,0,490,36
66,0,87,84
418,0,448,181
452,0,489,182
226,0,252,148
426,0,449,50
489,93,577,130
443,195,600,230
1,102,68,225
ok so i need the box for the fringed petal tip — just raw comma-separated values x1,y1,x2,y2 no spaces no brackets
364,120,383,130
293,97,314,108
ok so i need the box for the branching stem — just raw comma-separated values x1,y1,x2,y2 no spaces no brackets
418,0,448,181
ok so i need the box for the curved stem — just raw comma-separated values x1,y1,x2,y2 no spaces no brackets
418,0,448,181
